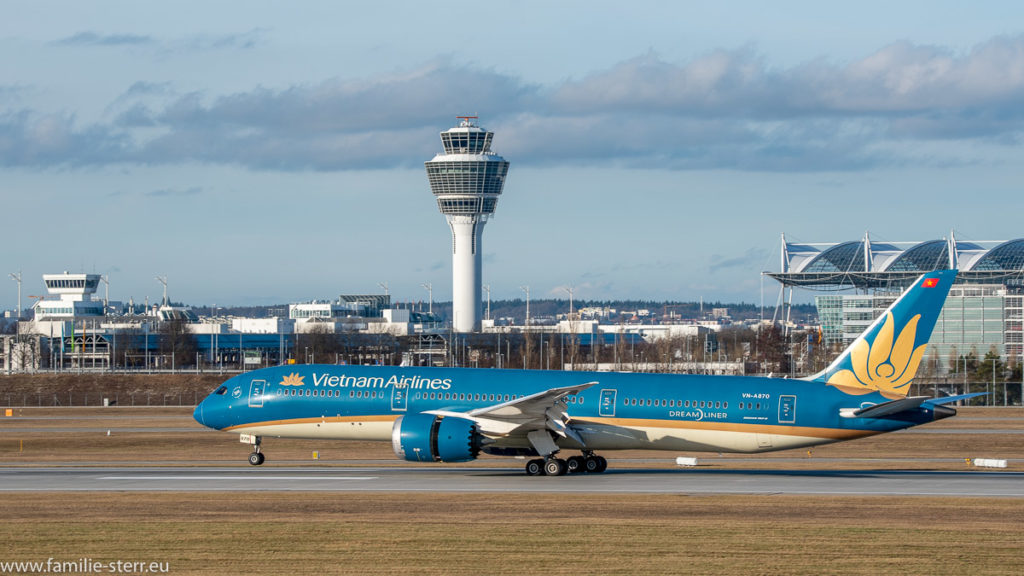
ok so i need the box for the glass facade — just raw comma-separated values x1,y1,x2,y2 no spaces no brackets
803,241,865,274
886,240,949,272
44,277,100,290
425,160,508,201
817,285,1019,372
441,130,493,155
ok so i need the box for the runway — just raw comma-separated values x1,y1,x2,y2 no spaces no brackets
2,465,1022,496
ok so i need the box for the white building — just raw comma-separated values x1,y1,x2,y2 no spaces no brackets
29,272,104,337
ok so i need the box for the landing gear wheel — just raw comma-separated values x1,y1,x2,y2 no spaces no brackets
543,458,568,476
248,452,265,466
583,456,601,473
525,459,544,476
593,456,608,473
566,455,585,474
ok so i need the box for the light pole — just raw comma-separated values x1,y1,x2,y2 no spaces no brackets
483,285,491,321
8,271,21,320
155,276,168,307
520,285,530,328
992,356,998,407
378,281,389,298
99,275,110,313
421,282,433,315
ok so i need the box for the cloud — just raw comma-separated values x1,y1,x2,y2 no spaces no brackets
182,29,268,51
145,186,203,198
55,32,153,47
709,248,771,274
54,29,268,52
9,35,1024,172
0,110,129,167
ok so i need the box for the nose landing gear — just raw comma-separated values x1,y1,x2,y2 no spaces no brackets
242,434,265,466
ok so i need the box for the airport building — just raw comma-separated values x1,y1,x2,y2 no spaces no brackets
768,233,1024,369
1,272,435,372
425,117,510,333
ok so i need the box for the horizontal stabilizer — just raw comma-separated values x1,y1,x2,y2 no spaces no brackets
840,396,931,419
841,392,989,419
924,392,988,406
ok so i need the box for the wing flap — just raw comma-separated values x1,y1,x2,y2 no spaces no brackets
426,381,597,439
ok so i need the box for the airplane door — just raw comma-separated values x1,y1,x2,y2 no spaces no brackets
599,389,617,417
779,395,796,424
390,384,408,412
248,379,266,408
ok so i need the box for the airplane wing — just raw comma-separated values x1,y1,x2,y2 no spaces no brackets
426,381,598,447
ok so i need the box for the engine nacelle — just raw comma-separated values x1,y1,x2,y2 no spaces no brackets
391,413,484,463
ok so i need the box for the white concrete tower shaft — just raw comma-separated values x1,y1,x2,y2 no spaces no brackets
425,117,509,332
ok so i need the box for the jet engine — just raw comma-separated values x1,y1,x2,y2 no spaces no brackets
391,413,485,462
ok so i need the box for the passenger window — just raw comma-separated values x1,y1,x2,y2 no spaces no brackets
715,402,720,409
756,402,761,410
723,401,728,409
349,391,354,398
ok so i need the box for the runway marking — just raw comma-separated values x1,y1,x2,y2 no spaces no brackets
99,476,378,481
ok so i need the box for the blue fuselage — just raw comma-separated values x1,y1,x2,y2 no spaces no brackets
195,364,942,455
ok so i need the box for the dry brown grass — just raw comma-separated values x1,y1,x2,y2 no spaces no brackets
1,492,1021,575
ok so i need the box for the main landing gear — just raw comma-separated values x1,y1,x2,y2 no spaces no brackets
524,451,607,476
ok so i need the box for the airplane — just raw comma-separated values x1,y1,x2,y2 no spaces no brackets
194,270,984,476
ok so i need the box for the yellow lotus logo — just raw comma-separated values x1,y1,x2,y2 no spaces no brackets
280,373,305,386
827,312,927,397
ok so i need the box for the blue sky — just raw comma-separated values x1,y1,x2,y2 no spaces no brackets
3,1,1024,308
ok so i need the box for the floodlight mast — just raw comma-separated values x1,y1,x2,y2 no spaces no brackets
425,117,509,332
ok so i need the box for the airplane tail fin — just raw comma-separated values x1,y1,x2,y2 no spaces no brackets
810,270,957,398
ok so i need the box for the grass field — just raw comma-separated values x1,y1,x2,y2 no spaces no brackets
1,492,1022,575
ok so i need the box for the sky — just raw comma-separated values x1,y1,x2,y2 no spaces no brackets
3,1,1024,309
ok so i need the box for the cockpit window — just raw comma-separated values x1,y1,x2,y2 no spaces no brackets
214,386,227,395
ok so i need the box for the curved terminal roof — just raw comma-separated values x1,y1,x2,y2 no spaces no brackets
771,234,1024,290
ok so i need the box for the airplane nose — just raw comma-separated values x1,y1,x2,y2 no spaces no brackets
193,401,205,427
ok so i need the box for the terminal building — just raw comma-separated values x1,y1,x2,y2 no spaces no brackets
768,233,1024,368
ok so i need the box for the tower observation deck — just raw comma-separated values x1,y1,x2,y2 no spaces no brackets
425,117,510,332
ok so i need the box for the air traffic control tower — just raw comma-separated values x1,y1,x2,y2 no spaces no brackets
425,117,510,332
